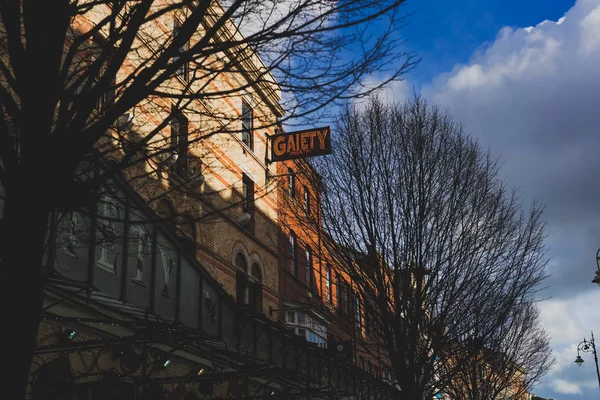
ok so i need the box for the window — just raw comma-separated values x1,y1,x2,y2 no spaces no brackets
342,284,349,314
173,19,189,81
286,310,327,348
286,311,295,324
289,231,297,277
305,247,312,288
364,300,370,336
325,264,332,304
87,36,115,114
242,174,254,213
355,293,362,331
303,186,310,214
170,110,189,176
235,252,248,305
287,167,295,198
241,101,253,150
249,263,263,314
336,273,342,310
235,256,262,313
382,370,392,382
96,193,121,274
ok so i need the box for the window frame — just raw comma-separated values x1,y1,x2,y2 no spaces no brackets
303,185,310,214
325,264,332,304
241,101,254,150
287,167,295,198
336,273,342,311
86,35,116,114
241,174,255,233
285,310,327,348
242,174,254,213
289,231,297,277
248,262,263,314
355,293,362,332
342,283,349,314
305,247,312,288
170,109,189,176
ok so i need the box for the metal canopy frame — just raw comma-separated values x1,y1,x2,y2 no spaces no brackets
33,160,400,399
32,307,400,400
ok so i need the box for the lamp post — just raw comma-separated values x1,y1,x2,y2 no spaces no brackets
591,249,600,286
574,331,600,390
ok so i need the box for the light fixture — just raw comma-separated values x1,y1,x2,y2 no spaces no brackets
116,112,135,128
60,328,79,343
189,173,205,188
235,212,251,227
574,332,600,390
162,359,172,368
197,367,205,376
162,151,178,167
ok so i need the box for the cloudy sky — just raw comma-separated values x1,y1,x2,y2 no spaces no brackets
381,0,600,398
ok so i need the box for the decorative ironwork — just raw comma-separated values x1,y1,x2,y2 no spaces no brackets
31,313,399,400
36,169,400,399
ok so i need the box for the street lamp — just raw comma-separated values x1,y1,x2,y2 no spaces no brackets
592,249,600,286
574,331,600,390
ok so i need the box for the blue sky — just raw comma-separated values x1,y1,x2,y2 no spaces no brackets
386,0,600,398
401,0,576,85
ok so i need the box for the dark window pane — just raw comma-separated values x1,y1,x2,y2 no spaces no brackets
241,102,253,150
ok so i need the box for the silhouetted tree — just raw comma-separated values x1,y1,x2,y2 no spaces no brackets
0,1,417,397
441,302,553,399
314,96,552,398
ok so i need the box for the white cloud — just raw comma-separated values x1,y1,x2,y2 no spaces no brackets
579,5,600,54
551,379,583,395
423,0,600,243
351,77,412,109
417,0,600,397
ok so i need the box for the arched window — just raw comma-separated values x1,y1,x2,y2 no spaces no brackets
250,263,262,282
249,263,263,314
235,252,248,306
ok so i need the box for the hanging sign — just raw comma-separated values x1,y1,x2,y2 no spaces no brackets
269,126,332,162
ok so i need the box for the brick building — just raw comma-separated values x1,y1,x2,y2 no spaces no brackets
275,157,394,382
28,1,399,400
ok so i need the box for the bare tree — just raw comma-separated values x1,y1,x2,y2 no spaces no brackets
0,1,417,398
314,96,552,399
442,302,554,399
